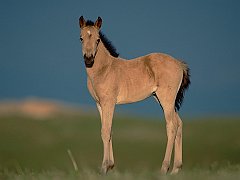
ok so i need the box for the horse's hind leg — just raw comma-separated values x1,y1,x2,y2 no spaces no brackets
171,112,183,174
154,90,178,174
161,107,178,174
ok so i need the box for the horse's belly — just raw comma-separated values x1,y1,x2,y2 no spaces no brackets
116,85,157,104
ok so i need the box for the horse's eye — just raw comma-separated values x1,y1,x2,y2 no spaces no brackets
97,39,100,44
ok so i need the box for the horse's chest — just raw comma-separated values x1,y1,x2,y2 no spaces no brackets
87,76,118,102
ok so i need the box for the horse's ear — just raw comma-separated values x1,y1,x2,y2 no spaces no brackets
94,17,102,29
79,16,86,28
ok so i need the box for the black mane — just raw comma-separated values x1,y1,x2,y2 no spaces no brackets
85,20,119,57
99,32,119,57
86,20,94,26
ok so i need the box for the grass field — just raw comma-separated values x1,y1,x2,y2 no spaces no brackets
0,113,239,179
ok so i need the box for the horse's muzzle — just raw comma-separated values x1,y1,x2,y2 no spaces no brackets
84,55,94,68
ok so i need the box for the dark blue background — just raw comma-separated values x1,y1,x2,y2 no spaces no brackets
1,0,240,116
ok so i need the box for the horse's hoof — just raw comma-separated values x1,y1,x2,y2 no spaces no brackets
171,162,182,174
171,168,180,175
160,162,170,174
171,166,182,175
100,160,114,175
100,167,108,175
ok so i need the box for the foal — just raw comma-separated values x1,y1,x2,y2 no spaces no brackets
78,16,190,174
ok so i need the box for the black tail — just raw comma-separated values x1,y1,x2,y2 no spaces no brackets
175,62,191,111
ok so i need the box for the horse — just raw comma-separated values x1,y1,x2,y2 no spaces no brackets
78,16,190,174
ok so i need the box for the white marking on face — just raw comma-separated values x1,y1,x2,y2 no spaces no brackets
87,30,91,36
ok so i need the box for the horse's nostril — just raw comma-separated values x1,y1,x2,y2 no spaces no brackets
83,54,94,68
84,54,94,59
84,55,93,60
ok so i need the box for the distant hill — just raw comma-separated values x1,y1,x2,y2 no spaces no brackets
0,97,96,119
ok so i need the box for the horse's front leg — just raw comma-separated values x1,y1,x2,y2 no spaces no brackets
97,101,115,174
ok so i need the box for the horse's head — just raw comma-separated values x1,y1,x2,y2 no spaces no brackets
79,16,102,68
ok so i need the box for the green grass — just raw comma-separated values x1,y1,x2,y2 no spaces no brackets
0,113,239,179
1,167,240,180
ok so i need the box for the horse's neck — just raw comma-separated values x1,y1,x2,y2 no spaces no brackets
86,42,114,78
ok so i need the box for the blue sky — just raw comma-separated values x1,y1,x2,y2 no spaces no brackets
0,0,240,116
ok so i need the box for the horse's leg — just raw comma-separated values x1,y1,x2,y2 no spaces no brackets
154,91,178,174
109,138,114,168
97,103,114,169
161,107,177,174
171,112,183,174
97,101,115,174
97,103,115,171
